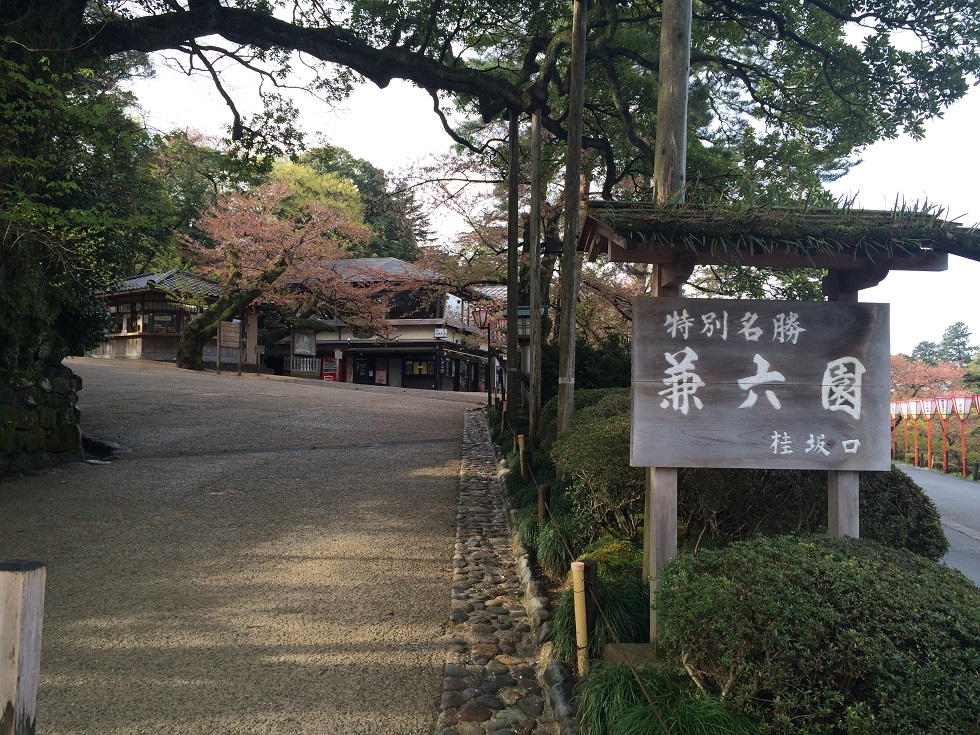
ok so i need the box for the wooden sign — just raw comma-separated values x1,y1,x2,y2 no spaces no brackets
632,297,890,470
218,320,240,347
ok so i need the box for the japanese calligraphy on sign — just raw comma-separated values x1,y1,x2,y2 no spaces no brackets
632,297,891,470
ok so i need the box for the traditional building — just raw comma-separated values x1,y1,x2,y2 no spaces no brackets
88,270,222,360
90,260,499,393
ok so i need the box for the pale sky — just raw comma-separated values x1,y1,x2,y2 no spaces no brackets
131,59,980,356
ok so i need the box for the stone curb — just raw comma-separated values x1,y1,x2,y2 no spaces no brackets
435,408,577,735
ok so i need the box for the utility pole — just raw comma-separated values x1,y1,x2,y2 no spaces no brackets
646,0,692,648
529,106,544,448
506,110,521,427
557,0,588,434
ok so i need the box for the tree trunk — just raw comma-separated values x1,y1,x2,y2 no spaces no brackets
176,290,261,370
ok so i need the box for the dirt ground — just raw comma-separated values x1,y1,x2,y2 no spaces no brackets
0,358,484,734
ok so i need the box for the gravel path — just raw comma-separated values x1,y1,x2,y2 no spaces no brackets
0,358,483,734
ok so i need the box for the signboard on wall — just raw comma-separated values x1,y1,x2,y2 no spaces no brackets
293,332,315,356
632,297,890,471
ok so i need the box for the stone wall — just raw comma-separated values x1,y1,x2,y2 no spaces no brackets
0,363,83,476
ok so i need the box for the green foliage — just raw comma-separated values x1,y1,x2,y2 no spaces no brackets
0,49,174,369
576,663,760,735
541,335,631,406
536,512,588,579
580,534,643,580
271,160,366,223
678,466,948,560
549,577,650,662
909,321,978,366
298,145,429,260
657,535,980,735
551,391,644,543
516,505,540,552
539,387,629,454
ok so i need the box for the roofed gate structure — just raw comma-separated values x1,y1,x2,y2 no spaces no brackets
578,201,980,647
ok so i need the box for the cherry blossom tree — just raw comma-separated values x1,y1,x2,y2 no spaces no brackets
176,180,390,369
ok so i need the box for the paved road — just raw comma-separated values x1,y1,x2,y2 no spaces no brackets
0,357,484,735
898,464,980,584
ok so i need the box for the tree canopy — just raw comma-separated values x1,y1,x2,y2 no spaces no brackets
6,0,980,373
9,0,978,198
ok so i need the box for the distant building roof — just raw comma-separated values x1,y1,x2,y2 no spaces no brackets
471,285,507,303
326,257,441,282
107,270,223,298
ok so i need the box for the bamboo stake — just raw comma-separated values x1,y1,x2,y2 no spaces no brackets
571,561,589,676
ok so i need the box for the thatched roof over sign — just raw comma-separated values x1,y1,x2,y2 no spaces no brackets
579,202,980,275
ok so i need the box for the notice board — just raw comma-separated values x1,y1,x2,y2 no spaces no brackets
632,297,890,471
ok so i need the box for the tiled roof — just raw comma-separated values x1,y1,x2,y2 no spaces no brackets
108,270,224,298
471,285,507,303
325,257,441,282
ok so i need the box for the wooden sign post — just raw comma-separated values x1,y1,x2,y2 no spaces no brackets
633,297,890,644
0,561,45,735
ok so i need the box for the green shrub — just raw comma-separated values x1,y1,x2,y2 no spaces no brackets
581,534,643,579
549,577,649,661
678,466,948,559
657,535,980,735
551,391,643,542
858,467,948,559
538,387,629,453
576,663,760,735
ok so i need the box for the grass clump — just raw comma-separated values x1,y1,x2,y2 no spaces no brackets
576,663,760,735
549,577,649,661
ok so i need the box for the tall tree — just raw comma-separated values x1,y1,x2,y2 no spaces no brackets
299,145,429,261
937,321,978,365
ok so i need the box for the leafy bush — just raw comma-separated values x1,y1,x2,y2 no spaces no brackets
551,391,644,542
538,387,629,453
576,663,760,735
678,466,948,559
549,577,650,661
657,535,980,735
516,504,540,551
541,334,632,406
581,534,643,580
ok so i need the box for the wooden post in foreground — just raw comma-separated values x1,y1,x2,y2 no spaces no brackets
828,471,860,538
0,560,45,735
825,273,860,539
645,468,677,647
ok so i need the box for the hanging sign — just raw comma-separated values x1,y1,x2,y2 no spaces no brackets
632,297,890,470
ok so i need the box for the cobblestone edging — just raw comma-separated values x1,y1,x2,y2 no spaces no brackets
435,408,577,735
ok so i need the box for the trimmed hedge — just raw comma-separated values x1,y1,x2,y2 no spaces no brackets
678,466,949,559
550,391,643,542
656,535,980,735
